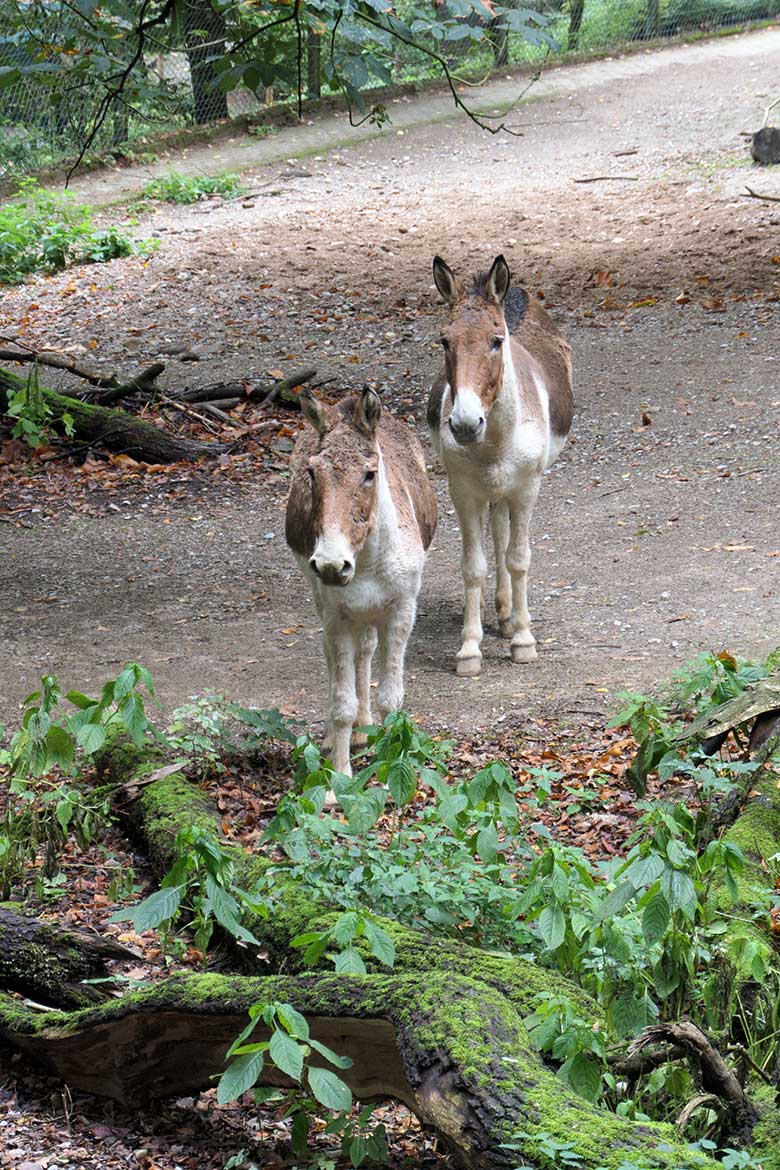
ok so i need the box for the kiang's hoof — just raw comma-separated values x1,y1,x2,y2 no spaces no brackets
351,731,368,749
456,656,482,677
323,789,339,810
511,642,538,664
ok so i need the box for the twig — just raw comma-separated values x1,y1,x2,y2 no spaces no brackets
0,347,114,388
742,186,780,203
573,175,639,184
612,148,639,157
761,95,780,130
156,394,220,433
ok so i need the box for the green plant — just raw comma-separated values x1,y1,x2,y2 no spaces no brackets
0,180,151,285
138,170,247,204
6,363,73,448
165,693,297,778
218,1001,387,1167
291,908,396,975
523,992,607,1102
0,665,157,898
110,823,266,955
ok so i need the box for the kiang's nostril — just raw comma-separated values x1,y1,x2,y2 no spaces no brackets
309,558,320,576
341,560,353,575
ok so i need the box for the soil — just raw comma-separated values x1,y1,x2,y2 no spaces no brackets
2,25,780,740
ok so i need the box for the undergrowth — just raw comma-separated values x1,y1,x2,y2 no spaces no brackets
0,180,154,284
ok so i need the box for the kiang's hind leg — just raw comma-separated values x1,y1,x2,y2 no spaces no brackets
491,500,512,638
507,477,541,664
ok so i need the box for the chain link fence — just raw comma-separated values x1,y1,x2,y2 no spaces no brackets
2,0,779,179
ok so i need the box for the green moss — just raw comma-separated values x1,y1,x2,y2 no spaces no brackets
749,1092,780,1170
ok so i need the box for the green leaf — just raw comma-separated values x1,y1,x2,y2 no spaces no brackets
45,724,74,769
641,890,670,945
277,1003,310,1041
119,692,147,746
350,1135,368,1167
566,1052,602,1102
76,721,106,754
109,884,183,931
593,880,635,925
334,947,367,975
476,822,499,863
662,868,696,914
363,920,395,968
622,852,665,888
217,1049,265,1104
65,690,96,710
308,1065,353,1112
269,1029,305,1083
309,1038,353,1069
332,911,360,947
113,664,137,700
387,756,416,806
537,905,566,951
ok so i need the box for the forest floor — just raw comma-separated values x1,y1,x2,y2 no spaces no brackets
1,23,780,1170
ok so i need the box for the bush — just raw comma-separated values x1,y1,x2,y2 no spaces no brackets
0,180,152,284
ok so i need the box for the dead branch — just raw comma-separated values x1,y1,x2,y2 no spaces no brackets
761,96,780,130
630,1021,753,1122
0,346,115,388
741,186,780,203
573,175,639,183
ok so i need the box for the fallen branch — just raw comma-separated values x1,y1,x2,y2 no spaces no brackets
573,175,639,183
741,186,780,203
630,1021,755,1131
0,368,225,463
181,366,315,408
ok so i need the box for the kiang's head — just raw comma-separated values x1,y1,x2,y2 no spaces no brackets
433,253,512,445
298,386,382,587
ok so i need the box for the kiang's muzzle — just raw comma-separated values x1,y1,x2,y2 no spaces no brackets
309,534,355,587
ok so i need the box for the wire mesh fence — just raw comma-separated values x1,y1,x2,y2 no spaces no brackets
1,0,779,179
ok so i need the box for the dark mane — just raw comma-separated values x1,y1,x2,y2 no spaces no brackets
468,270,499,298
467,271,529,332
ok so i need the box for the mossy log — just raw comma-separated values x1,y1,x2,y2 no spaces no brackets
0,905,137,1008
0,368,224,462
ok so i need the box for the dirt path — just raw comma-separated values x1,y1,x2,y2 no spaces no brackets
2,28,779,737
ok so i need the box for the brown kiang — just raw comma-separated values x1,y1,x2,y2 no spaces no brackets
286,386,436,778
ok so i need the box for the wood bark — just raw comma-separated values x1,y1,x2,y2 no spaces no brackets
0,905,137,1008
0,368,225,463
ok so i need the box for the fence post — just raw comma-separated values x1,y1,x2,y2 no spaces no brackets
184,0,229,123
307,26,322,100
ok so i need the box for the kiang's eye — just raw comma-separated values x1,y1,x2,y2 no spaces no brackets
363,470,376,484
490,336,503,351
307,467,315,481
440,337,450,351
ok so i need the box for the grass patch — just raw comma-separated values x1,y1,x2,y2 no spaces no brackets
137,170,247,205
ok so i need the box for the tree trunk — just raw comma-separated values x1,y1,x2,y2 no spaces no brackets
643,0,660,39
567,0,585,50
0,905,137,1008
307,27,322,100
184,0,229,124
0,368,225,462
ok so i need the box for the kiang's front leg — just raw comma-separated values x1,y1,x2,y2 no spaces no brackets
453,494,488,676
507,476,541,664
322,620,358,776
376,600,417,722
353,625,378,747
491,499,512,638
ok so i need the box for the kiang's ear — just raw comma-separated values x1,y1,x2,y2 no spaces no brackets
300,389,330,436
432,255,463,306
354,384,382,437
486,254,511,305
